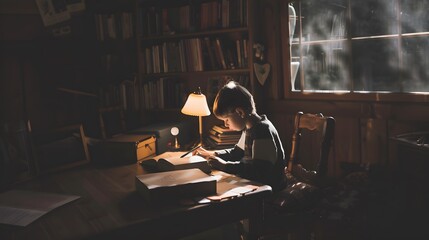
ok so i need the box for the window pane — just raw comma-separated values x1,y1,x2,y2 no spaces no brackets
352,39,400,92
351,0,398,37
401,0,429,33
402,36,429,92
301,42,349,91
301,0,348,41
292,0,349,91
288,0,429,95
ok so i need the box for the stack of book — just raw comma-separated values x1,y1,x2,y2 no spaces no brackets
206,125,241,149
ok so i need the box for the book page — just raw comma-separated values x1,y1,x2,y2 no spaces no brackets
152,151,188,160
0,190,80,226
161,155,207,165
206,184,258,202
154,152,207,164
156,152,211,173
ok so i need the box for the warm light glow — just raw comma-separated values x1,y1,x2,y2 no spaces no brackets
181,89,211,147
181,93,211,117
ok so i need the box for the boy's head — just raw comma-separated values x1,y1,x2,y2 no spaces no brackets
213,81,256,119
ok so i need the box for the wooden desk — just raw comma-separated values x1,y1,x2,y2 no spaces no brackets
0,163,271,240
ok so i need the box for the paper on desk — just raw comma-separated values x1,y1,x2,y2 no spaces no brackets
0,190,80,226
206,184,258,202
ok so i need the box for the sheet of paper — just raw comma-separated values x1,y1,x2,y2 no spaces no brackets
152,151,188,160
207,184,258,202
0,190,80,226
154,151,207,165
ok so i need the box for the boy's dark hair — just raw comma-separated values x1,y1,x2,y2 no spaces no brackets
213,81,256,118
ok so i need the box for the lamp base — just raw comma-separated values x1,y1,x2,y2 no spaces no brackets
188,138,207,150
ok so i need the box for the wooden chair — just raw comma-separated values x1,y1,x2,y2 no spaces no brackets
32,124,90,175
260,111,335,239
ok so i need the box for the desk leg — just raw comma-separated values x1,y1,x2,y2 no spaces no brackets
247,199,264,240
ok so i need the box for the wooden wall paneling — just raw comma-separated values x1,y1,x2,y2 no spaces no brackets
280,0,292,97
333,117,361,177
387,103,429,121
268,112,294,157
359,118,388,168
267,100,372,119
259,0,282,102
250,0,265,113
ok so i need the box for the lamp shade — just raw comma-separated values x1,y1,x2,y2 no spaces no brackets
181,92,211,117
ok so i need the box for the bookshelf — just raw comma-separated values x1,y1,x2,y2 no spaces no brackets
135,0,257,125
78,0,143,134
87,0,137,111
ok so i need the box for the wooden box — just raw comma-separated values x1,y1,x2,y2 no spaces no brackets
128,121,191,155
93,134,156,165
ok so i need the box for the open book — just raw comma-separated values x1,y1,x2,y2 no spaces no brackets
140,151,211,173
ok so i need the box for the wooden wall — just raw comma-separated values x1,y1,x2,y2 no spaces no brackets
0,0,99,135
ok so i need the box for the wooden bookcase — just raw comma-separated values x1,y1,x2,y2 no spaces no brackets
1,0,262,139
85,0,141,132
135,0,258,127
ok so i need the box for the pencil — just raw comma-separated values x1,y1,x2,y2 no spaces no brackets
180,145,202,158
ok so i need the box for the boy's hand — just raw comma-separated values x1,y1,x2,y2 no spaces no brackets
193,147,214,158
207,156,227,171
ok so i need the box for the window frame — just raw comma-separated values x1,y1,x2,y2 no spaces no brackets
281,0,429,103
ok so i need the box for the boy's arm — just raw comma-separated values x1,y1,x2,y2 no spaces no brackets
224,138,283,184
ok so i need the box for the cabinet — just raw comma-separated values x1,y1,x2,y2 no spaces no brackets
135,0,257,125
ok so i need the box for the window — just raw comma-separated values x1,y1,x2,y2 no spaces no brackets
287,0,429,100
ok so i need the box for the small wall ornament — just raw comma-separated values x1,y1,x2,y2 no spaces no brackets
253,43,270,86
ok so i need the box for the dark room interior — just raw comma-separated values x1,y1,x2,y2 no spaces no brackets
1,0,429,239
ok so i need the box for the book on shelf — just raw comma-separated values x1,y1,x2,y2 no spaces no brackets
135,168,217,201
139,0,247,36
94,12,134,41
214,38,228,70
203,37,218,70
140,151,211,173
141,77,184,110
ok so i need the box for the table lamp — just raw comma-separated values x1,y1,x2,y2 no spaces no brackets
181,87,211,147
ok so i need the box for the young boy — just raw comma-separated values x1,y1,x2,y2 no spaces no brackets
194,81,286,191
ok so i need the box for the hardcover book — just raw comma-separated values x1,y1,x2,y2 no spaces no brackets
135,168,217,201
140,151,211,173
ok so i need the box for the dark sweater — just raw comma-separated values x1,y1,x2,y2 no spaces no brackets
215,115,286,191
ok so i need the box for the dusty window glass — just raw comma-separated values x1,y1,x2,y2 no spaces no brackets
289,0,429,93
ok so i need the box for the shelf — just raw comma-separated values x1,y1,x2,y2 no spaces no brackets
136,0,255,119
141,69,251,78
140,27,249,41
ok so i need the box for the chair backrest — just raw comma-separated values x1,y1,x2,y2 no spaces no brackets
287,111,335,184
98,106,127,139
